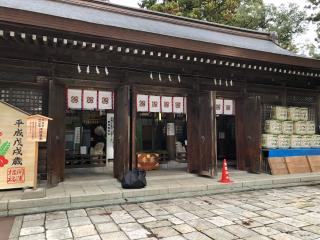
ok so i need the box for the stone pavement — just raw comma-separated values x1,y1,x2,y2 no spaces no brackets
10,185,320,240
1,170,320,216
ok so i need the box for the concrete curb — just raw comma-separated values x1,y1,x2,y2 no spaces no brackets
8,216,23,240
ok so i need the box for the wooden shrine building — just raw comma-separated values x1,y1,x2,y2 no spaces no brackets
0,0,320,186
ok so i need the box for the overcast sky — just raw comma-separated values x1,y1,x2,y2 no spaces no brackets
109,0,317,53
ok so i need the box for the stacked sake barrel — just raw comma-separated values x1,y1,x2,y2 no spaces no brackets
262,106,320,149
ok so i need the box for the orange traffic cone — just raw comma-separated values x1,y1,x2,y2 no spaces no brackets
219,159,233,184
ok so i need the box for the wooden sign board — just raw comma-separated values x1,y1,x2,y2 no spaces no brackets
26,115,52,142
0,101,39,189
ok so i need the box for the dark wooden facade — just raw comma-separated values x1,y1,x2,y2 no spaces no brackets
0,0,320,185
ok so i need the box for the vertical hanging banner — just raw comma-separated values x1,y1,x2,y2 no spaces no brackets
98,91,113,110
224,99,234,115
161,96,173,113
67,89,82,109
216,99,224,115
149,95,161,113
184,97,187,114
137,94,149,112
106,113,114,160
83,90,98,110
173,97,184,113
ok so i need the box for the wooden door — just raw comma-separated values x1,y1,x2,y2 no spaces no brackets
114,85,130,180
47,80,66,186
243,96,262,173
198,91,217,176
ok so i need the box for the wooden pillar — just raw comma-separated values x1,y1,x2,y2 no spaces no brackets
198,91,216,177
187,93,199,173
47,79,66,186
114,85,130,179
187,90,216,176
235,97,246,170
131,87,137,169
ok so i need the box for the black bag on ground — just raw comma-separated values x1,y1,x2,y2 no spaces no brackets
121,168,147,189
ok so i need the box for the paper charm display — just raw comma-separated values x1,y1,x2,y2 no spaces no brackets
67,89,82,109
83,90,98,110
161,96,173,113
98,91,113,110
137,94,149,112
216,99,223,115
149,96,161,113
173,97,184,113
224,99,234,115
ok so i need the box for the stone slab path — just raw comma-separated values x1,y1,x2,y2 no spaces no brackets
1,171,320,216
10,185,320,240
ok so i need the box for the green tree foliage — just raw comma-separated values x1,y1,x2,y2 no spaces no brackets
306,0,320,58
139,0,306,52
264,3,306,52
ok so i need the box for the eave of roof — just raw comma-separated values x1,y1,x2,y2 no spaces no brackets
0,0,319,70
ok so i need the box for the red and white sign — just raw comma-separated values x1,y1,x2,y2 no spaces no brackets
149,95,161,112
67,89,82,109
83,90,98,110
98,91,113,110
161,96,173,113
173,97,184,113
223,99,234,115
216,99,223,115
137,94,149,112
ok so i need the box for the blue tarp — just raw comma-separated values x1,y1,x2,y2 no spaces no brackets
264,148,320,157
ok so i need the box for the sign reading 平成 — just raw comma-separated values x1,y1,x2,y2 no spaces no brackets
0,101,51,190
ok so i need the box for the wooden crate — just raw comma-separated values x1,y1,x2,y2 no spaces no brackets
285,156,311,174
306,156,320,172
268,157,289,175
